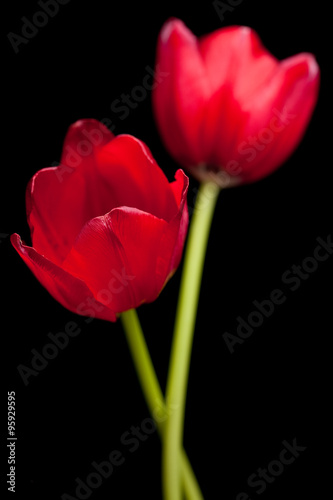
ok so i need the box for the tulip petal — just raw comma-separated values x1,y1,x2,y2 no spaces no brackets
199,26,278,99
11,233,116,322
199,26,279,165
62,210,167,312
153,19,210,166
62,169,189,312
234,53,320,182
95,134,178,221
26,119,115,264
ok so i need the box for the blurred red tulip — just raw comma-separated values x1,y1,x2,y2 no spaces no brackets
11,119,188,321
153,19,320,185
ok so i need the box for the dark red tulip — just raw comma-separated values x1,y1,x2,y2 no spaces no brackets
153,19,320,185
11,119,189,321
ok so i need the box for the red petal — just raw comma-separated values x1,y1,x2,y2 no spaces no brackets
199,26,278,99
61,119,114,162
62,210,167,311
95,134,178,221
199,26,279,164
153,19,210,167
26,119,114,264
11,233,116,322
62,170,189,312
233,53,320,182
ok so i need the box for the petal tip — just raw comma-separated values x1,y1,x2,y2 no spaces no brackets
62,118,114,160
306,54,320,80
160,18,195,45
10,233,21,248
175,168,189,189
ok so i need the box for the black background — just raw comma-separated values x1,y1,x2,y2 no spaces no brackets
2,1,331,499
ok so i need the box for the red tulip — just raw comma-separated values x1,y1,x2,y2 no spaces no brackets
153,19,320,185
11,119,189,322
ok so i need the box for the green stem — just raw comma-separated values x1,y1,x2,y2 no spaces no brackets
163,181,220,500
120,309,204,500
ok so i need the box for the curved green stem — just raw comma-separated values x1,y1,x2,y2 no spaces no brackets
120,309,203,500
163,181,220,500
